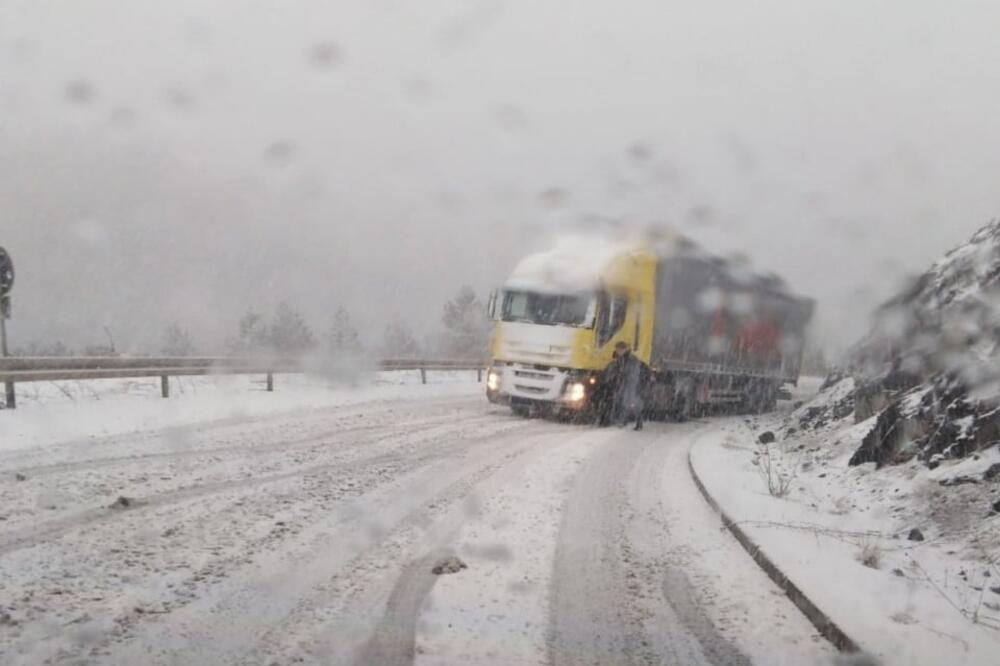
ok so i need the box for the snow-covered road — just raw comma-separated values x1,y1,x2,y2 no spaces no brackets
0,382,833,665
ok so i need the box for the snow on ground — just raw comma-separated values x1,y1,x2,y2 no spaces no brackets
0,370,480,453
0,371,838,665
0,377,500,665
690,384,1000,666
416,422,832,666
415,429,596,666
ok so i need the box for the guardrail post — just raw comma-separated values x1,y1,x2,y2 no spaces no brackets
161,375,169,398
477,368,482,383
1,314,12,409
266,372,274,392
420,368,427,385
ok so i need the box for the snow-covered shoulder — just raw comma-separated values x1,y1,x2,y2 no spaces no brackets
690,381,1000,666
0,371,482,455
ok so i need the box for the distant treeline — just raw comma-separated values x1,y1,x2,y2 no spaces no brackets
11,286,491,360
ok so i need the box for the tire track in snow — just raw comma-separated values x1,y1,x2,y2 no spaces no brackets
341,425,595,666
548,424,753,666
412,426,614,666
624,428,751,666
0,412,519,557
548,435,661,665
251,425,569,666
354,548,453,666
96,422,558,666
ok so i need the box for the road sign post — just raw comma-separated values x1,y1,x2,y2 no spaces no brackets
1,246,15,409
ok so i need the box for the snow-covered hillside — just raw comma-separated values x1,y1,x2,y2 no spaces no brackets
849,220,1000,467
858,219,1000,380
698,222,1000,661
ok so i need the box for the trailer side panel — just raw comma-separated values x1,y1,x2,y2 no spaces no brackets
651,254,813,382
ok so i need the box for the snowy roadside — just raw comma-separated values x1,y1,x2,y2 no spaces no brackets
0,370,482,454
689,384,1000,666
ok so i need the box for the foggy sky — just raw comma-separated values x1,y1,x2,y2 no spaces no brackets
2,0,998,355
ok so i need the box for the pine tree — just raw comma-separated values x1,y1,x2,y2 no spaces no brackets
327,305,362,354
228,308,270,355
270,301,317,354
382,318,421,358
441,285,489,358
162,324,195,356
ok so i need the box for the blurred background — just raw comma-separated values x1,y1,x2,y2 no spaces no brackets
1,0,998,358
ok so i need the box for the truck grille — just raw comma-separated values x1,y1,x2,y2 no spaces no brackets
514,370,553,380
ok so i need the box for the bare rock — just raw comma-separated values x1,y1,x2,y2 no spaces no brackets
833,653,882,666
432,555,467,575
109,496,134,510
819,370,850,392
850,402,920,468
907,528,925,542
939,476,978,487
758,431,776,445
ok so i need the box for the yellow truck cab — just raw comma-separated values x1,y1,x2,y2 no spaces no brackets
485,236,657,417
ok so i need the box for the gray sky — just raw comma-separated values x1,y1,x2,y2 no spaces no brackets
1,0,998,354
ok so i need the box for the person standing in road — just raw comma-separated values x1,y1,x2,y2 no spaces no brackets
595,346,623,426
611,341,648,431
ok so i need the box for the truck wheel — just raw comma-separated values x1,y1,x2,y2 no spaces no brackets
671,395,691,422
511,405,531,418
747,385,776,414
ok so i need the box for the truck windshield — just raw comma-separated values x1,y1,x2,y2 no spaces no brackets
500,291,596,328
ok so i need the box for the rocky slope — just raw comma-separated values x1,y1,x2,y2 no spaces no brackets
751,222,1000,641
847,220,1000,468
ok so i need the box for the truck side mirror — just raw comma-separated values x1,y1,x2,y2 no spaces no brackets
487,289,499,320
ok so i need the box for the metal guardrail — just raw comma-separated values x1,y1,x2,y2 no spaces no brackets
0,357,486,409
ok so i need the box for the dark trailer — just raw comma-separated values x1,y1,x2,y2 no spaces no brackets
648,247,815,415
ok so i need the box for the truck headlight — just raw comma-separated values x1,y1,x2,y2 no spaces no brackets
567,382,586,402
487,370,500,392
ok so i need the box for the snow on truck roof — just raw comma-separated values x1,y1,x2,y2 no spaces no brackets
504,234,645,293
502,230,806,300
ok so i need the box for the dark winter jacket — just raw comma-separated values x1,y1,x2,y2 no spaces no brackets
618,352,645,411
605,351,649,411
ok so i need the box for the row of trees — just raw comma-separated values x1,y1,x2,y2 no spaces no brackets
11,286,491,359
224,303,364,356
164,286,490,358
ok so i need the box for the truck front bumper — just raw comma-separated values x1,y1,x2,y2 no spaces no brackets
486,363,593,411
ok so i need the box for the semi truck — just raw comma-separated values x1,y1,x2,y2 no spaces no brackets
484,232,814,420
